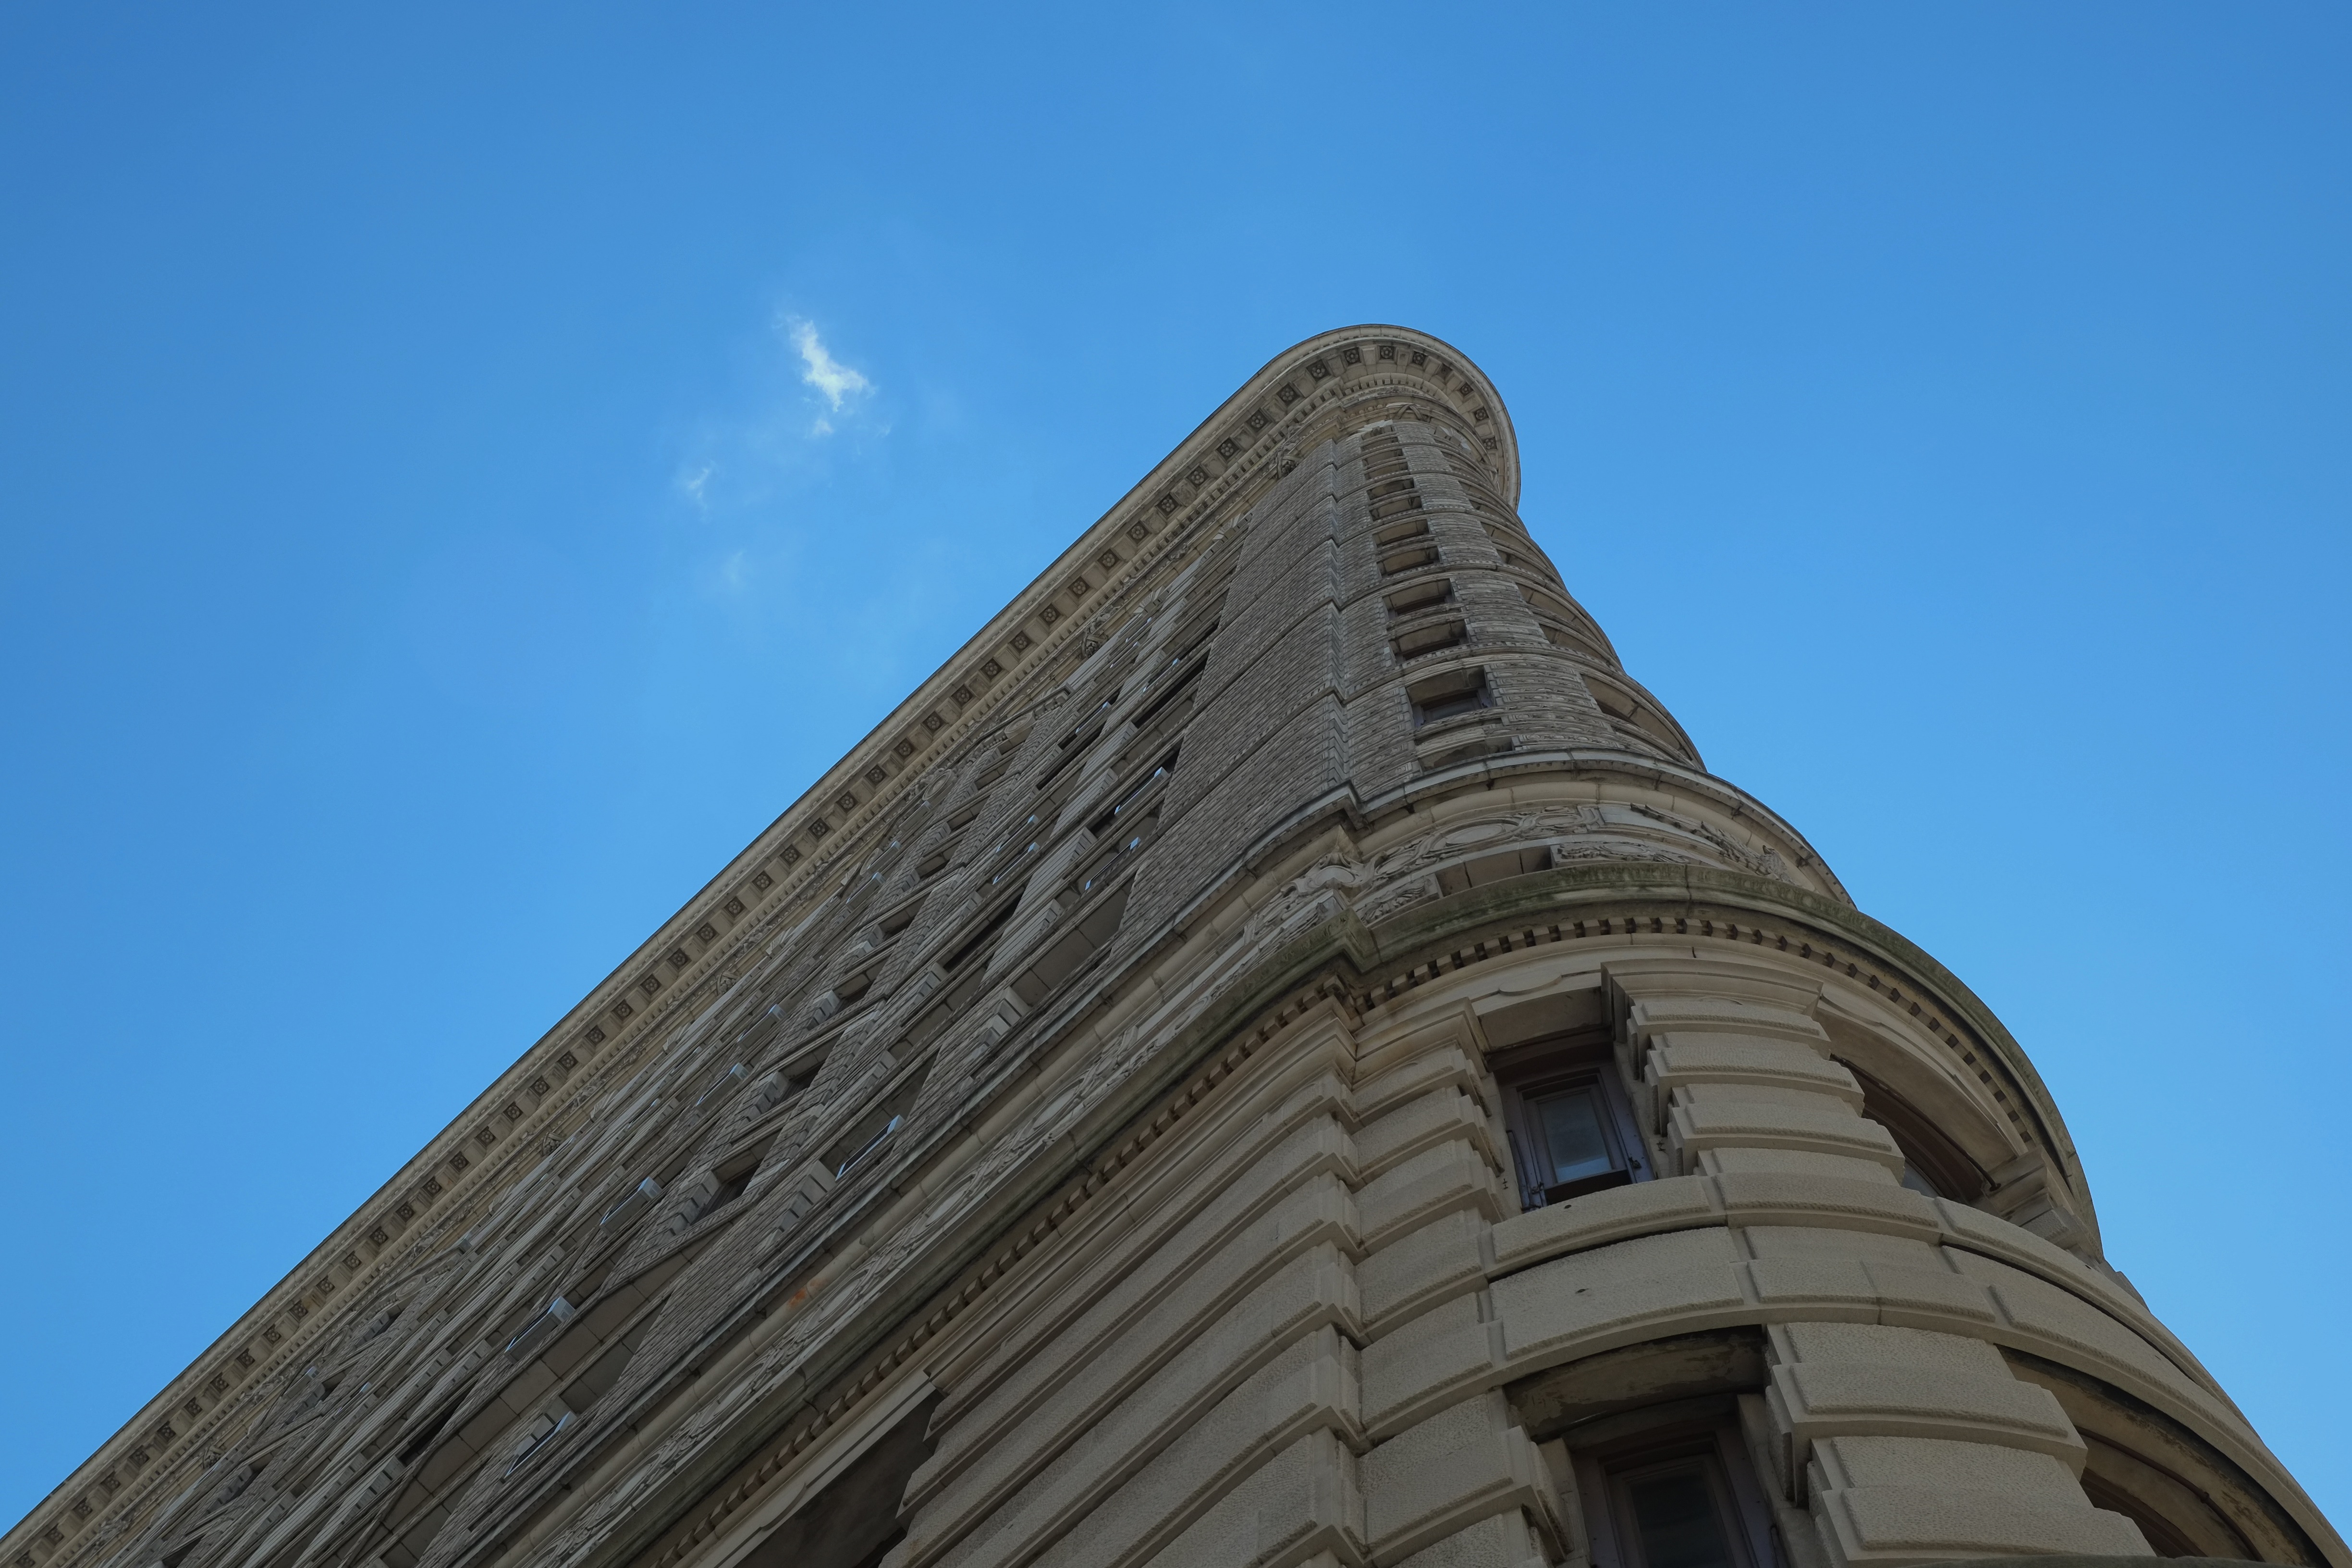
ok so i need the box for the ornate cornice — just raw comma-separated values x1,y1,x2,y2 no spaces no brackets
3,326,1516,1568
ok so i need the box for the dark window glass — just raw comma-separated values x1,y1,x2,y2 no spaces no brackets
1535,1086,1615,1185
1491,1034,1649,1209
1626,1468,1736,1568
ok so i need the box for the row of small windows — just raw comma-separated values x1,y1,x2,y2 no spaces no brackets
363,674,1214,1564
1376,516,1441,577
1372,513,1608,688
375,576,1244,1565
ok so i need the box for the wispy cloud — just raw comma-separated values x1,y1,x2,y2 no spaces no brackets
784,317,871,415
663,308,887,608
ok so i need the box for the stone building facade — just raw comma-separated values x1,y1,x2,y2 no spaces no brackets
9,327,2343,1568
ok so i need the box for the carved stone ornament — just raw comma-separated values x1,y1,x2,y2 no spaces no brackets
34,329,2311,1568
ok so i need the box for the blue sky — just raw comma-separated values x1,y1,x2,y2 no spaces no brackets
3,1,2347,1531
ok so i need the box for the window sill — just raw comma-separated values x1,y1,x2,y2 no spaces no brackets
1540,1168,1635,1205
1413,708,1507,746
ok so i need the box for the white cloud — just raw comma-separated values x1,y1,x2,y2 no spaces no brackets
665,308,880,547
784,317,872,413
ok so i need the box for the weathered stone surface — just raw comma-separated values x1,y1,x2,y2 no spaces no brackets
20,328,2339,1568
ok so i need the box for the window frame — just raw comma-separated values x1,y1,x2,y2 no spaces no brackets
1385,576,1456,616
698,1140,770,1219
1380,542,1443,576
1489,1033,1652,1209
1392,618,1469,661
1407,667,1494,727
1834,1058,1987,1202
1576,1426,1781,1568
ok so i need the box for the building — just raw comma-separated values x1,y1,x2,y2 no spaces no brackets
10,326,2343,1568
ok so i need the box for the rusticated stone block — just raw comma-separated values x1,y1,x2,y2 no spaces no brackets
54,334,2337,1568
1489,1175,1718,1274
1646,1036,1863,1107
1354,1088,1496,1182
1808,1436,2146,1568
1766,1323,2084,1467
1143,1428,1366,1568
1359,1392,1563,1565
1358,1139,1504,1253
1359,1208,1488,1339
1390,1510,1552,1568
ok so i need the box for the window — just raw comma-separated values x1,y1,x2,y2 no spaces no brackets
1127,655,1204,733
1586,674,1692,760
1519,582,1575,617
503,1297,575,1359
503,1408,573,1477
1490,1036,1648,1208
2080,1469,2201,1558
1363,436,1411,478
1370,478,1423,519
1392,619,1468,660
694,1062,749,1107
2006,1354,2273,1561
1074,807,1158,896
1541,618,1610,659
1835,1060,1986,1202
738,1056,822,1125
1011,879,1131,1006
600,1177,664,1231
1381,542,1442,576
1363,435,1418,517
823,1061,931,1178
940,894,1022,972
1087,748,1177,837
395,1403,457,1467
1386,577,1455,616
1479,515,1526,543
1581,1434,1777,1568
833,1115,901,1179
1033,713,1104,789
1409,668,1493,727
700,1145,766,1216
738,1397,939,1568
